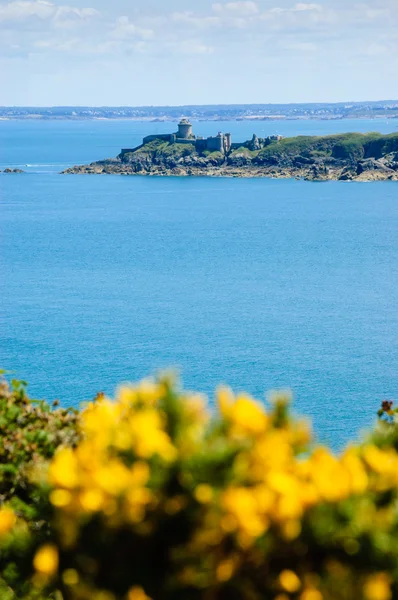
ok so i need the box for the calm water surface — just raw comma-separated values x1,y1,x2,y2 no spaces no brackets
1,119,397,448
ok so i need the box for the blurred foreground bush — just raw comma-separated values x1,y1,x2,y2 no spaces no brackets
0,374,79,599
1,373,398,600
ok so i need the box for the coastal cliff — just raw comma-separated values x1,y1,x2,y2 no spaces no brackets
62,132,398,181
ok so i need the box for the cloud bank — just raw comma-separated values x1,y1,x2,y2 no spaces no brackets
1,0,397,104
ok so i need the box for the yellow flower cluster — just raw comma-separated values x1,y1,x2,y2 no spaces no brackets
48,381,178,531
48,377,210,548
216,388,398,549
41,376,398,600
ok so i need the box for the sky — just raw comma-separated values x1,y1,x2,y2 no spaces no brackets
1,0,397,106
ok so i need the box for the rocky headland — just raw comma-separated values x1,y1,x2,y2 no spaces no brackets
62,132,398,181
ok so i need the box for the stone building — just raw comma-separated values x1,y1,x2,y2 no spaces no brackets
140,119,232,154
121,119,282,157
176,118,194,140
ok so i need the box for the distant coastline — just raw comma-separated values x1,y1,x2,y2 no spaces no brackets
2,117,398,124
1,101,398,122
62,123,398,182
2,116,398,122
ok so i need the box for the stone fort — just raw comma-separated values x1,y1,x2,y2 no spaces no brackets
120,118,232,155
142,118,232,153
120,118,283,156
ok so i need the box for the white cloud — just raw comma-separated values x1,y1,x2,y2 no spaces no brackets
172,1,326,33
171,11,220,28
111,16,153,40
172,1,259,30
1,0,397,104
270,3,322,14
0,1,54,21
172,40,214,55
294,3,322,11
212,2,258,15
55,6,100,20
0,0,100,23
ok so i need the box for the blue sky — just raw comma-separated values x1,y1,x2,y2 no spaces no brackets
1,0,397,105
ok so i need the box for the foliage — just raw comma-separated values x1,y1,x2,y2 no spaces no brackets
364,134,398,159
202,150,225,158
254,132,398,163
0,374,80,599
229,147,257,157
1,373,398,600
134,140,168,154
374,401,398,452
160,143,196,158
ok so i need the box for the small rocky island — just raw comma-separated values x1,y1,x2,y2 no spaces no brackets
63,119,398,181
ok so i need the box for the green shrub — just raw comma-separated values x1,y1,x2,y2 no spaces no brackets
160,143,196,159
364,134,398,159
0,374,80,599
254,132,393,163
331,134,378,161
1,373,398,600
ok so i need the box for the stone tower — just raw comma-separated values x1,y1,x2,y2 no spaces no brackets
177,118,193,139
225,133,232,152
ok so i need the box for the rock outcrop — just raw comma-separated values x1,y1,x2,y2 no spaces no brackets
62,132,398,181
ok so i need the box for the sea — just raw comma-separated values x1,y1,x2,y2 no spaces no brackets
1,118,397,449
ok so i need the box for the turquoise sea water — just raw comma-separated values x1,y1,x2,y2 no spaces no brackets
1,118,397,448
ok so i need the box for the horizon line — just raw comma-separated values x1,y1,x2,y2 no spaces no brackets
1,100,398,109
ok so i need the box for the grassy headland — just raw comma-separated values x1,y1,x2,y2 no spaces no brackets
63,132,398,180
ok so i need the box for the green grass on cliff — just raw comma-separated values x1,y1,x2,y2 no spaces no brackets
126,140,197,160
230,146,258,157
256,132,398,161
160,142,196,158
125,132,398,165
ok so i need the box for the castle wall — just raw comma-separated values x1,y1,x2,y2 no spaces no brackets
205,136,224,153
195,139,208,153
174,139,196,146
137,128,242,155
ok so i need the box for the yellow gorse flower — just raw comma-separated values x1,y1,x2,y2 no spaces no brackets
62,568,79,586
363,573,392,600
49,447,79,489
300,589,323,600
128,586,152,600
33,544,59,576
219,389,269,436
279,570,301,593
0,508,16,537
